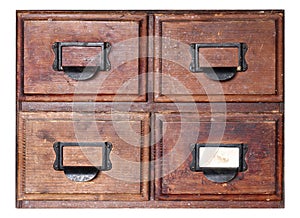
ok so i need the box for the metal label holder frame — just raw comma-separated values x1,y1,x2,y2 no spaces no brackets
189,42,248,81
53,142,112,182
190,143,248,183
52,42,111,81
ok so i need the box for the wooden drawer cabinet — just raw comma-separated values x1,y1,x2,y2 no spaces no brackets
16,10,284,208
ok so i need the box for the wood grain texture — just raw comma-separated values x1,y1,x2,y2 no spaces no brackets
154,113,283,201
17,112,150,201
62,47,102,67
17,200,283,208
63,146,103,166
199,47,238,67
17,11,147,102
20,102,283,113
153,12,283,102
16,10,284,208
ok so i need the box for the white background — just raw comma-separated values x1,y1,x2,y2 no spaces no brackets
0,0,297,217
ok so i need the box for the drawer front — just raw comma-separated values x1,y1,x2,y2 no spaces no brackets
18,12,147,101
154,12,283,102
154,113,283,201
17,112,149,201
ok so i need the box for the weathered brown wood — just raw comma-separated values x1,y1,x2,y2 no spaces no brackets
17,112,150,201
20,102,282,113
154,113,283,201
24,20,139,94
199,47,238,67
18,12,147,102
17,199,283,208
16,10,284,208
153,12,283,102
63,146,103,166
62,47,102,67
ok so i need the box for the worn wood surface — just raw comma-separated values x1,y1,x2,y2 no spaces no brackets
17,12,147,102
154,113,283,201
20,102,283,113
23,20,140,94
63,146,103,166
17,112,150,201
16,10,284,208
154,12,283,102
199,47,238,67
17,200,283,208
62,47,103,67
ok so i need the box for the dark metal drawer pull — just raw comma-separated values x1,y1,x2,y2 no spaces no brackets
53,142,112,182
189,43,248,81
52,42,111,81
190,143,248,183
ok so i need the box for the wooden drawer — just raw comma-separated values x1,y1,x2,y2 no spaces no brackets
154,12,283,102
17,12,147,102
154,113,283,201
17,112,149,201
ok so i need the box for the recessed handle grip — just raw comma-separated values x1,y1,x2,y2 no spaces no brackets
53,142,112,182
52,42,111,81
190,143,248,183
189,43,248,81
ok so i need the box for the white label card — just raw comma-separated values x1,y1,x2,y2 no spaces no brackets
199,147,239,168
